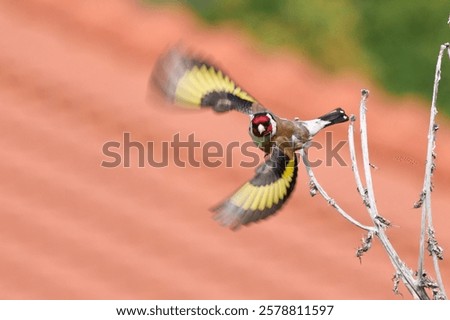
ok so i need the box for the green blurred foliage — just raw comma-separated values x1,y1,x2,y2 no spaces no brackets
355,1,449,112
147,0,450,114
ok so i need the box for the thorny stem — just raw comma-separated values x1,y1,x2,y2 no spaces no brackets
417,43,449,299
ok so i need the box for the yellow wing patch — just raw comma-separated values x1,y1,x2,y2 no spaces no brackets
213,147,298,230
229,157,296,211
152,48,261,114
175,64,255,106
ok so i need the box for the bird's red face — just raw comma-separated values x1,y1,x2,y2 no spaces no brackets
251,113,276,137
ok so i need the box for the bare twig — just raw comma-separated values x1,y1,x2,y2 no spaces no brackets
348,116,370,208
302,89,428,298
355,90,429,299
304,90,428,298
417,43,449,299
300,150,375,233
358,90,379,221
301,42,448,299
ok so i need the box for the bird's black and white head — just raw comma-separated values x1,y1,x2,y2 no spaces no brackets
249,112,277,139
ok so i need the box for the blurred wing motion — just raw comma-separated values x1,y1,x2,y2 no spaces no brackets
151,47,266,114
213,147,298,229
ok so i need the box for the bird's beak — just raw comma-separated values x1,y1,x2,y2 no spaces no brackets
258,124,265,135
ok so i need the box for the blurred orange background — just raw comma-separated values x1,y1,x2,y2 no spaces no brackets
0,0,448,299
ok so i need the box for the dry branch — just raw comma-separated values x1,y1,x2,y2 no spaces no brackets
302,40,450,299
416,43,449,299
300,149,375,233
303,83,447,299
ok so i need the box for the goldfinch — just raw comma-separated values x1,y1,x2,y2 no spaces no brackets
151,47,348,229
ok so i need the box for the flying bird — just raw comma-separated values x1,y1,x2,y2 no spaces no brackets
151,47,348,229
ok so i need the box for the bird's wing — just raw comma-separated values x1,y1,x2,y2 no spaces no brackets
151,47,267,115
213,146,298,229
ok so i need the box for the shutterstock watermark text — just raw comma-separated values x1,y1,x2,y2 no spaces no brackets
101,132,347,168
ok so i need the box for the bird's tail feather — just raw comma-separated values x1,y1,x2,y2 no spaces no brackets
318,108,349,127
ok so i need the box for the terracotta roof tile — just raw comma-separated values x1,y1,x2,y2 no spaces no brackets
0,0,448,299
